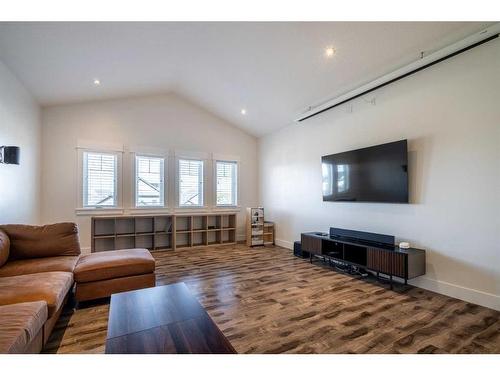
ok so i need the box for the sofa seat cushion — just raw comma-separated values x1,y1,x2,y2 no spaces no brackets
0,272,73,317
0,256,79,278
74,248,155,283
0,301,47,354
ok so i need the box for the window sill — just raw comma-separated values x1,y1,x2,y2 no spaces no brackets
127,207,171,214
75,207,125,216
174,206,240,212
75,206,241,216
212,206,241,212
175,206,209,213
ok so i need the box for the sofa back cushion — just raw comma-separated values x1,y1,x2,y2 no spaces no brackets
0,230,9,267
0,223,81,260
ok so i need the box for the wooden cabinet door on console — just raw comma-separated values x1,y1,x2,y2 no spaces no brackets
367,249,406,278
391,252,406,278
301,234,322,255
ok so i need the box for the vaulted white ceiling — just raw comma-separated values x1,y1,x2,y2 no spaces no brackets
0,22,491,136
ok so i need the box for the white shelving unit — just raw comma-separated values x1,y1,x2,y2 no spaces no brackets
246,207,265,247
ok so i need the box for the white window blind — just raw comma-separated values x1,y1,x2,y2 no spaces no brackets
216,161,237,206
83,152,117,207
135,155,165,207
178,159,204,207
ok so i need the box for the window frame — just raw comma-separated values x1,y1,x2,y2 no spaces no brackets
176,157,206,209
76,143,123,214
214,159,238,207
133,153,167,208
83,151,118,208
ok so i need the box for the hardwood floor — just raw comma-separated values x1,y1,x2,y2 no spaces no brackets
43,244,500,354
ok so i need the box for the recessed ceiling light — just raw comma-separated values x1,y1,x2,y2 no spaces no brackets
93,79,101,85
325,47,335,58
241,109,247,115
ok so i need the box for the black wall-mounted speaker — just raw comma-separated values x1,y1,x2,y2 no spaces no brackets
1,146,20,164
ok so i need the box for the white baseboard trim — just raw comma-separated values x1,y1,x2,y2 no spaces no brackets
409,277,500,311
276,238,499,311
275,238,294,249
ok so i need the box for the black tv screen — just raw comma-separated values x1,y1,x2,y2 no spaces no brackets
321,140,408,203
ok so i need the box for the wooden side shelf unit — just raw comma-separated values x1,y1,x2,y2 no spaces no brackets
245,208,275,247
263,222,275,245
246,207,263,247
91,213,237,252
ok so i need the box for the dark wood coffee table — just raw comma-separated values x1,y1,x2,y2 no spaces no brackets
105,282,236,354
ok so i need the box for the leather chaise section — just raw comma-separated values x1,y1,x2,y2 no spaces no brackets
74,248,155,283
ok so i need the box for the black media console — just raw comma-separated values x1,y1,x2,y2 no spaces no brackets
301,227,425,288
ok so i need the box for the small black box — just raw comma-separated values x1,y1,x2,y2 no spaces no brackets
293,241,309,258
0,146,20,165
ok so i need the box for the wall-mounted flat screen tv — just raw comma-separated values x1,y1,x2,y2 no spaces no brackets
321,139,408,203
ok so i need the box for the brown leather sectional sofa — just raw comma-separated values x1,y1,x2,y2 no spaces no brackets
0,223,80,353
0,222,155,354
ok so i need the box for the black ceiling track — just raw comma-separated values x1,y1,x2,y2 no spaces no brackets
298,33,499,122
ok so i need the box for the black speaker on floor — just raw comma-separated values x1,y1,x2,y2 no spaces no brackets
293,241,309,258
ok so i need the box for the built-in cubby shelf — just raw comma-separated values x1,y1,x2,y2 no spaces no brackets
91,213,237,252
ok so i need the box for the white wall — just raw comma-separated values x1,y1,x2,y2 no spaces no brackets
0,60,41,224
41,94,259,251
259,39,500,310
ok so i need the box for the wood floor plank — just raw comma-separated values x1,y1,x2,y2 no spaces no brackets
44,244,500,354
